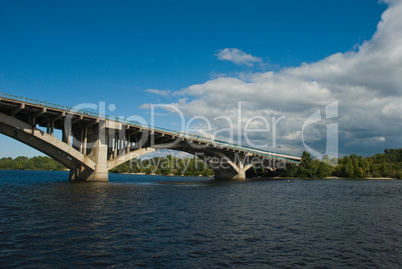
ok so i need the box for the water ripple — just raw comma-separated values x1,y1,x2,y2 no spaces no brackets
0,171,402,268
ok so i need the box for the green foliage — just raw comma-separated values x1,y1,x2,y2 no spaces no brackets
317,161,332,178
8,149,399,180
0,156,66,171
280,151,333,178
281,148,402,179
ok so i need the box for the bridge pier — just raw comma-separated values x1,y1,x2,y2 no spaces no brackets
214,167,247,180
208,152,252,180
69,123,109,182
85,139,108,181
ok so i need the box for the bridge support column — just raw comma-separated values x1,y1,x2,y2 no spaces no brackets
68,138,108,181
212,153,252,180
87,139,108,181
69,122,109,182
214,167,247,180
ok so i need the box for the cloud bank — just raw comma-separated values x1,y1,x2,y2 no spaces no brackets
164,1,402,157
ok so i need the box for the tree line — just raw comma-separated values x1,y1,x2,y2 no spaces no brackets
0,155,214,177
0,156,66,171
280,148,402,179
2,148,401,179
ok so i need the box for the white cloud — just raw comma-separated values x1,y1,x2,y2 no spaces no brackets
139,103,152,109
216,48,262,67
381,101,402,118
378,137,386,142
284,131,301,141
146,89,171,96
141,1,402,157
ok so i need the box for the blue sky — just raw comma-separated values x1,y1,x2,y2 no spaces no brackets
1,0,401,158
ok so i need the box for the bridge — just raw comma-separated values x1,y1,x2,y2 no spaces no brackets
0,92,301,181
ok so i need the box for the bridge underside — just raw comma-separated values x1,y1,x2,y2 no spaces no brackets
0,95,301,181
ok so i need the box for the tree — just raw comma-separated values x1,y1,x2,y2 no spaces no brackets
300,151,317,178
317,162,332,178
341,157,355,178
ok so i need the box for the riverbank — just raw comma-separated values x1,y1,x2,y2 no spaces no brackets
120,172,212,178
0,169,398,180
269,176,397,180
118,173,398,180
324,176,396,180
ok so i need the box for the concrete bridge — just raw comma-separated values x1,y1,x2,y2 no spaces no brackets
0,92,301,181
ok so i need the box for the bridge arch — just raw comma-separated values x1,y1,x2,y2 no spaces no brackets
0,112,95,171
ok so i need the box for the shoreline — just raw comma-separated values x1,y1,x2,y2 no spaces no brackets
267,176,397,180
324,176,396,180
120,172,212,178
0,169,399,180
118,173,398,180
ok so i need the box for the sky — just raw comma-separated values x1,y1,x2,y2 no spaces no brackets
1,0,401,159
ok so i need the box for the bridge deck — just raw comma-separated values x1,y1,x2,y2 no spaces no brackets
0,92,301,164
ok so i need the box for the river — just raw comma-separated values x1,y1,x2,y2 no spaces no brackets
0,170,401,268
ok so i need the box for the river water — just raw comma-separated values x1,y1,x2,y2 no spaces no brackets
0,170,401,268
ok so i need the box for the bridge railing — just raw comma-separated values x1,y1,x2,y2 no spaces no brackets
0,92,301,163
